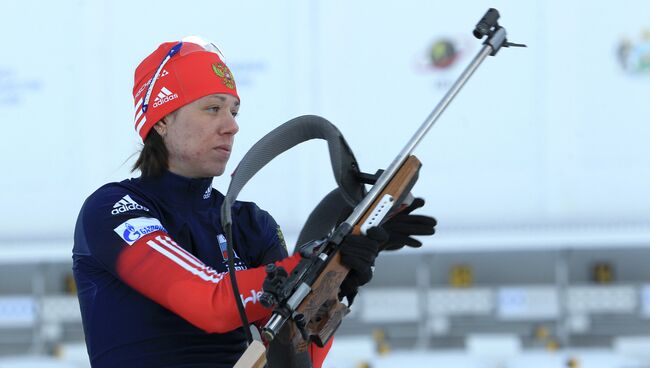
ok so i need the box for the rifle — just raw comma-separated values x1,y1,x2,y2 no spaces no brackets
231,8,525,367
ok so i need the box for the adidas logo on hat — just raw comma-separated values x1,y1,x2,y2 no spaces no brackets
153,87,178,108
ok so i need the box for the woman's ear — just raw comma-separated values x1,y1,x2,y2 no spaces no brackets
153,119,168,137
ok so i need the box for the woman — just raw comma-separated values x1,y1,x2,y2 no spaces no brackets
72,37,435,367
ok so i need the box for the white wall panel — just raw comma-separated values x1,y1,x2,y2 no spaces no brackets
0,1,648,251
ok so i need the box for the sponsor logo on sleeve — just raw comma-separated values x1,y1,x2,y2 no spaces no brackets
111,195,150,215
114,217,166,245
240,289,263,307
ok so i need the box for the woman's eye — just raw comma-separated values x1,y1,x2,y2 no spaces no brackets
208,106,221,113
231,111,238,118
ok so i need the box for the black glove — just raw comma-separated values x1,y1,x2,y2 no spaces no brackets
338,227,389,305
381,198,436,251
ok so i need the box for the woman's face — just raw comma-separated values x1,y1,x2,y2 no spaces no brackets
155,93,239,178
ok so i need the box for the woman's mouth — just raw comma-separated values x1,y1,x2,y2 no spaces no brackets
214,145,231,154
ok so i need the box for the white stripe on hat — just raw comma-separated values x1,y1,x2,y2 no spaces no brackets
160,87,172,96
134,98,144,126
135,116,147,134
134,109,143,125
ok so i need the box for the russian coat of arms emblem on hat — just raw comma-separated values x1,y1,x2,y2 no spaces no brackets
212,63,235,89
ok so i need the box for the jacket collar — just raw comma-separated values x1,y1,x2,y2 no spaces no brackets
140,170,214,209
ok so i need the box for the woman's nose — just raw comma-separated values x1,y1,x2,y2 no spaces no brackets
222,114,239,135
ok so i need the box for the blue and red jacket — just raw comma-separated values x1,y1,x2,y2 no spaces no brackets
73,170,330,367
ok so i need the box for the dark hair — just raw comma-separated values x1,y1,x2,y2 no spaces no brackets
132,129,169,178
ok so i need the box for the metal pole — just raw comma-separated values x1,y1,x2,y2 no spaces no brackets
415,254,432,349
556,250,570,347
31,263,46,355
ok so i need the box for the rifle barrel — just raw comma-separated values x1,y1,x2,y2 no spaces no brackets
343,43,494,229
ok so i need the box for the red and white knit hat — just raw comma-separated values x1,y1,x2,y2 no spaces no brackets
132,36,239,141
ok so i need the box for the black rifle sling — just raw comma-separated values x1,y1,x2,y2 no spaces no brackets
222,114,364,225
296,188,353,247
220,115,364,367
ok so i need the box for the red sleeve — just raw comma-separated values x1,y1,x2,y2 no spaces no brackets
115,230,301,334
310,337,334,368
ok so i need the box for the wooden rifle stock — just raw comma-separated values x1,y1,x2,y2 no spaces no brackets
235,156,421,367
234,340,267,368
291,155,422,350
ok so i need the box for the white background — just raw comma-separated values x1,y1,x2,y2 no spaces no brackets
0,0,648,251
